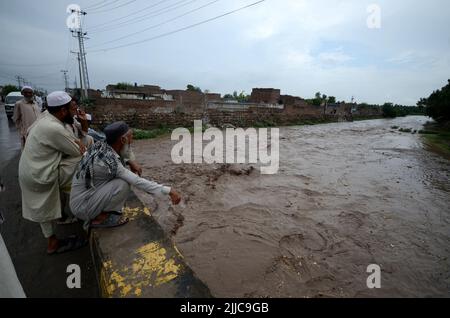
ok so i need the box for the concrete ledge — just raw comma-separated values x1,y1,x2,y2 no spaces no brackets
90,191,211,298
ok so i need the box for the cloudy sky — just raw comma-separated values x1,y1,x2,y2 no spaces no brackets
0,0,449,105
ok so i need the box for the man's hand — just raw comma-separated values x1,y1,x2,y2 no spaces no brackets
76,108,88,122
75,139,86,155
169,189,181,205
76,109,89,133
127,160,142,176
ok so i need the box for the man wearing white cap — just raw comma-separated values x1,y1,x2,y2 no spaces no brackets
12,86,41,148
18,91,87,255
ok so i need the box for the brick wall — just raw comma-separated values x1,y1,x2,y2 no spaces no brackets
87,96,381,130
249,88,281,104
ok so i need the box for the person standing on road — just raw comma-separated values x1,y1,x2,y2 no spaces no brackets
12,86,41,148
18,91,87,255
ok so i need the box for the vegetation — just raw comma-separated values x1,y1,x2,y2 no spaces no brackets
223,91,251,103
133,127,172,140
1,84,20,98
186,84,202,93
418,79,450,123
420,124,450,158
305,92,338,106
115,82,133,90
382,103,397,118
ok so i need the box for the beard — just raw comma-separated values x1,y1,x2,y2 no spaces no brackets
64,115,74,125
120,142,131,159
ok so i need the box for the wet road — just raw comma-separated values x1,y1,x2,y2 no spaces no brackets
0,104,98,297
0,103,20,171
134,115,450,297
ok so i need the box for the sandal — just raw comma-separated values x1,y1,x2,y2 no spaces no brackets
90,213,129,229
47,235,88,255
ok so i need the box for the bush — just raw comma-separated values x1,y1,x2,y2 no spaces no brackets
382,103,396,118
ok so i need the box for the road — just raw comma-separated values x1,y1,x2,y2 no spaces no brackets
0,104,98,297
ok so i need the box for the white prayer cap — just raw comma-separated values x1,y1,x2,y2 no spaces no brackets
21,86,33,93
47,91,72,107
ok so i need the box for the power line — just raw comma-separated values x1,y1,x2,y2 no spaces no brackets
84,0,110,10
87,0,167,30
87,0,220,49
87,0,266,53
0,62,65,67
84,0,122,11
89,0,196,33
89,0,138,14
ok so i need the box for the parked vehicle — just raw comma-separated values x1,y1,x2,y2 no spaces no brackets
4,92,23,118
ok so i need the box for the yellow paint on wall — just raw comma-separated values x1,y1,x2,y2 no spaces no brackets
101,242,182,297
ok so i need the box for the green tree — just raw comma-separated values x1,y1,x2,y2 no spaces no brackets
1,84,20,97
313,92,322,106
421,79,450,123
382,102,396,118
116,82,133,90
186,84,202,93
328,96,336,104
236,91,249,103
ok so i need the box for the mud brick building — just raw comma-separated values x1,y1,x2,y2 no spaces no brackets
249,88,281,104
85,85,381,129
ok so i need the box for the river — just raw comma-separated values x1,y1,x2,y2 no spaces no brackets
134,115,450,297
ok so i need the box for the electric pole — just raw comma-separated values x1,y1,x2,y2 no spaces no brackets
70,8,90,99
15,75,23,89
71,51,84,96
61,70,69,92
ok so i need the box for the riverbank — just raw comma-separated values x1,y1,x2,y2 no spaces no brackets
131,115,384,140
420,122,450,159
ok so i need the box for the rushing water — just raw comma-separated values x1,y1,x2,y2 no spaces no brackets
122,116,449,297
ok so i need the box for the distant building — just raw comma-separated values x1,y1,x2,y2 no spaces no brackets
249,88,281,104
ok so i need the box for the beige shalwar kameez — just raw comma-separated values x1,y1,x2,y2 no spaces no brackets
12,99,41,148
18,111,82,233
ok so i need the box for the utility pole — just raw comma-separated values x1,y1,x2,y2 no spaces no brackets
61,70,69,92
71,51,84,96
70,8,89,99
15,76,23,89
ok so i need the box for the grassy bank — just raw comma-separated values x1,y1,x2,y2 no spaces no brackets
132,116,385,140
418,124,450,158
133,127,172,140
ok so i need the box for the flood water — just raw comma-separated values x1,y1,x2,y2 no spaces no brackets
134,116,450,297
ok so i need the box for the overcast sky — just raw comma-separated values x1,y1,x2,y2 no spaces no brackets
0,0,449,105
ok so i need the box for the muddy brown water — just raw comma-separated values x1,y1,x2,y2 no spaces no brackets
133,116,450,297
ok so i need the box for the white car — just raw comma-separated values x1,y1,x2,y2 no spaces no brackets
4,92,23,118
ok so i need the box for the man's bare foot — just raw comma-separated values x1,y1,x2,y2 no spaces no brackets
47,235,59,254
91,212,109,225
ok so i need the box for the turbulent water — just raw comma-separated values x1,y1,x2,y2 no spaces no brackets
134,116,450,297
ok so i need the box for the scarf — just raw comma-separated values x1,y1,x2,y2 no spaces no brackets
75,141,121,189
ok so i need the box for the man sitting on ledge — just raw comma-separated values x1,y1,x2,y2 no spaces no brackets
70,121,181,228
